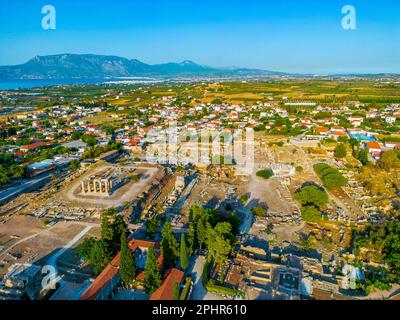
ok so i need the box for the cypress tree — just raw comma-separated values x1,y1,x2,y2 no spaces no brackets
119,229,136,287
100,211,114,243
111,215,126,252
173,281,180,300
144,246,162,295
161,222,179,268
90,239,113,275
187,224,195,255
180,233,189,270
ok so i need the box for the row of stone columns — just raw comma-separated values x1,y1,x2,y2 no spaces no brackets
81,179,113,194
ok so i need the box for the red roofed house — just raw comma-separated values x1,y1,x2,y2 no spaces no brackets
330,126,345,132
366,141,382,159
314,127,329,135
150,268,185,300
348,116,364,127
329,131,348,140
80,239,163,300
20,141,48,152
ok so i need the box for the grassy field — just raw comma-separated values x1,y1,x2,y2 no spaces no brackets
204,81,400,104
2,80,399,120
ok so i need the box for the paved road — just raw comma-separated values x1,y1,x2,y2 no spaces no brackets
188,255,221,300
0,173,51,204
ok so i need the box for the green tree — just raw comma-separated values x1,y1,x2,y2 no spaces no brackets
206,222,232,277
196,214,209,251
240,193,250,205
112,215,127,251
251,206,268,217
101,210,116,243
352,222,400,288
294,185,328,208
77,237,96,260
119,229,136,287
357,148,369,166
189,205,211,251
173,281,180,300
144,246,162,295
0,165,10,185
145,217,160,236
256,168,273,179
377,150,400,170
82,134,98,147
70,159,80,171
349,138,360,152
161,222,179,269
313,163,330,175
187,223,195,255
334,143,347,158
301,205,323,222
100,208,126,254
322,173,348,190
314,163,348,190
90,240,113,274
180,233,189,270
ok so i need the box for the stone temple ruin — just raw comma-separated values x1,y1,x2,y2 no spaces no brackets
80,167,133,197
271,164,295,177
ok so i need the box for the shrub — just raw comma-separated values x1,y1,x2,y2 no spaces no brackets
313,163,348,190
256,169,273,179
301,206,323,222
323,173,348,190
240,194,250,205
179,276,192,300
313,163,330,175
251,206,268,217
206,283,244,298
334,143,347,158
294,185,328,208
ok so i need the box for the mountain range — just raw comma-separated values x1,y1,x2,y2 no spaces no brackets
0,54,284,80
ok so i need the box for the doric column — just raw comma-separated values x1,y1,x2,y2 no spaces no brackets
81,181,86,194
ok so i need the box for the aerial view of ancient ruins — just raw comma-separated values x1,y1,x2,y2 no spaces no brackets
0,0,399,303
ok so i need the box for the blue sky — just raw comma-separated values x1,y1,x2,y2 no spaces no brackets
0,0,399,73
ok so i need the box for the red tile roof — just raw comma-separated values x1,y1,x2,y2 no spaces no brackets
331,126,345,131
331,131,347,137
315,127,329,133
367,141,382,150
150,268,185,300
20,141,48,151
80,239,162,300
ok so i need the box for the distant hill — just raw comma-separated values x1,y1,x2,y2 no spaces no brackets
0,54,283,79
